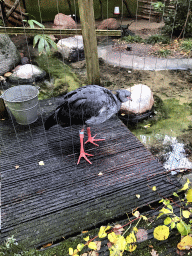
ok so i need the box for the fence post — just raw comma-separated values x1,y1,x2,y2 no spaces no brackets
78,0,100,85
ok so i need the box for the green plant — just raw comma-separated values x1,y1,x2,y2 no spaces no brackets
154,179,192,250
180,38,192,52
23,19,57,55
122,35,144,43
145,34,170,45
157,48,171,57
162,0,192,38
151,1,165,13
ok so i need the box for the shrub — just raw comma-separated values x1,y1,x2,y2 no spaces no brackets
162,0,192,38
122,35,144,43
145,34,170,45
180,38,192,51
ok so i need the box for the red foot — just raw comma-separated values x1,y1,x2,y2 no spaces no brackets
85,127,105,147
77,129,94,165
77,151,94,165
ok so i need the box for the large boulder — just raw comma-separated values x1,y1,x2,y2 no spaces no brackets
0,34,21,76
120,84,154,115
97,18,120,30
57,36,84,62
8,64,46,84
53,13,77,29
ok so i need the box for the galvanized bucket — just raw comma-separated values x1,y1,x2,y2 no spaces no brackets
1,85,39,125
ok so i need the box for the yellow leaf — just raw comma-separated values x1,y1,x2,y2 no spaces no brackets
182,210,191,219
159,207,172,214
69,248,74,255
133,211,140,218
180,180,190,191
126,232,136,243
177,235,192,250
116,236,127,251
98,226,111,238
152,186,157,191
83,236,90,242
39,161,44,166
186,189,192,202
108,232,117,244
126,244,137,252
98,172,103,176
77,243,84,251
133,227,138,233
82,230,89,234
136,194,140,198
88,242,97,250
153,225,169,241
15,165,19,169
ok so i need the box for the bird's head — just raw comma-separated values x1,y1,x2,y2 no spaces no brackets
116,89,132,103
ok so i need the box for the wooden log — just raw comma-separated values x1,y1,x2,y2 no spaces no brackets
0,27,121,37
78,0,100,85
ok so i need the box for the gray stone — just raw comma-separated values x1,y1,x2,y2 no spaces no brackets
57,36,84,62
8,64,46,84
0,34,21,76
120,84,154,115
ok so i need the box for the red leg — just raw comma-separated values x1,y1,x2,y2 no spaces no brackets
85,127,105,147
77,129,93,165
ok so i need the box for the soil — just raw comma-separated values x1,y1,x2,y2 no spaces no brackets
9,19,192,105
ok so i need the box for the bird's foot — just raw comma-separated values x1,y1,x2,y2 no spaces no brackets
85,127,105,147
77,151,94,165
85,134,105,147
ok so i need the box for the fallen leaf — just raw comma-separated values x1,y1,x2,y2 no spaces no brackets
41,243,52,248
150,248,159,256
15,165,19,169
39,161,44,166
4,72,12,77
113,224,124,235
136,229,148,242
98,172,103,176
177,235,192,250
95,241,101,251
82,230,89,234
136,194,140,198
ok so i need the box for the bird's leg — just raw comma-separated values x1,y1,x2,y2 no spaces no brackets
77,129,94,165
85,127,105,147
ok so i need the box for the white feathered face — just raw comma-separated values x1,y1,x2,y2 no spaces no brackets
116,90,131,102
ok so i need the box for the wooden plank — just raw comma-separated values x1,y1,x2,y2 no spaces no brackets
0,97,181,247
0,27,121,36
78,0,100,85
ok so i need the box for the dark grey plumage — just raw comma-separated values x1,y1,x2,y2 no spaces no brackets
44,84,131,130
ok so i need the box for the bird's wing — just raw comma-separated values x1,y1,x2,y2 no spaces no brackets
85,104,118,125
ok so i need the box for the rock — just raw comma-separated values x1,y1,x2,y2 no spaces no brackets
8,64,46,84
53,13,77,29
97,18,120,30
21,57,30,65
120,84,154,115
0,34,21,76
57,36,84,62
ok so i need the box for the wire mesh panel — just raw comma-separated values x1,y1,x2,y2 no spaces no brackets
0,0,191,252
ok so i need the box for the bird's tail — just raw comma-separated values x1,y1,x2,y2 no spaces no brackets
44,112,58,130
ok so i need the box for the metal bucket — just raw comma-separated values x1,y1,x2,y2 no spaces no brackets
1,85,39,125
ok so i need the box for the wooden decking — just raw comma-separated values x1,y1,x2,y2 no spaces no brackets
0,98,180,247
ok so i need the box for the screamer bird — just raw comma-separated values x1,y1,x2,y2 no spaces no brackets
44,84,131,164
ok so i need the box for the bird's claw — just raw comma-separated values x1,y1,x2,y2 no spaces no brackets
77,152,93,165
85,134,105,147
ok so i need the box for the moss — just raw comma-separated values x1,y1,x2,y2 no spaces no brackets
129,98,192,140
35,54,81,100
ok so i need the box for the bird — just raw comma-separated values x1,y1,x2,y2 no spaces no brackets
44,84,131,165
